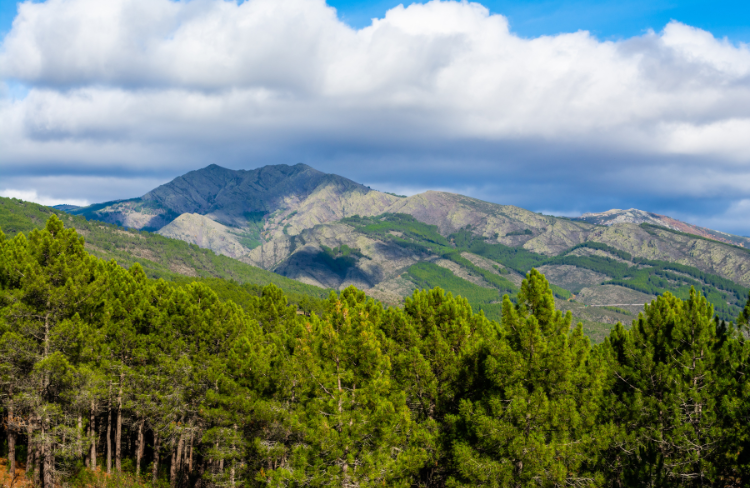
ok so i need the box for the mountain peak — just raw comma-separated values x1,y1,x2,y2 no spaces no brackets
71,163,387,233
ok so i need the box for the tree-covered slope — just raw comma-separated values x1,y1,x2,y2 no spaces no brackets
5,217,750,487
0,197,330,298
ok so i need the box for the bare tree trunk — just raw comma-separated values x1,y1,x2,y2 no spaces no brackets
135,421,144,478
106,384,112,475
152,432,161,486
27,421,39,487
187,431,193,474
42,419,53,488
8,428,15,479
115,373,123,472
171,432,185,488
77,413,83,461
8,397,15,478
89,402,97,469
33,445,41,487
214,441,219,475
230,424,237,488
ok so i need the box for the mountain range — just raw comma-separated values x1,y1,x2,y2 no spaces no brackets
32,163,750,339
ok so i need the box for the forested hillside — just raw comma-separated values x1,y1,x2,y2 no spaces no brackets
0,197,330,304
3,216,750,487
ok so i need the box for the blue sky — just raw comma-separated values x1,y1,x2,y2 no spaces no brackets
3,0,749,43
332,0,747,40
2,0,750,234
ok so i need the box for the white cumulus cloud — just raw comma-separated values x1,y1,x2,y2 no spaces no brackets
2,0,750,230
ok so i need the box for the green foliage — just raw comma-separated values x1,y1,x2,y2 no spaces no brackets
167,277,328,317
341,213,452,252
601,289,748,485
449,270,607,487
405,262,504,321
441,252,517,296
566,241,633,261
454,233,748,321
466,240,548,273
504,228,532,236
6,215,750,488
602,305,633,315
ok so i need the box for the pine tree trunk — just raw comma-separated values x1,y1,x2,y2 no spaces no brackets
187,432,193,474
171,432,185,488
77,413,83,461
106,385,112,475
116,374,123,472
152,432,161,486
8,397,15,479
33,446,41,487
136,421,144,478
8,427,15,479
42,420,53,488
214,441,219,475
89,402,97,469
230,425,236,488
27,421,38,487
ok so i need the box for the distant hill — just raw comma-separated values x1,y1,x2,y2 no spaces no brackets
575,208,750,248
60,164,750,335
52,204,82,211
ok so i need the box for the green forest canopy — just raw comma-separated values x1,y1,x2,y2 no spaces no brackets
3,216,750,487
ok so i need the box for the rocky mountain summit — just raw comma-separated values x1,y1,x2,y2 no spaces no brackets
69,164,750,331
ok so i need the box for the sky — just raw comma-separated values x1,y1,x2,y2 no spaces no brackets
1,0,750,234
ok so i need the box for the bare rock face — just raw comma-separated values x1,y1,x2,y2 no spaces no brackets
245,223,425,291
157,213,248,259
72,163,398,235
385,191,551,238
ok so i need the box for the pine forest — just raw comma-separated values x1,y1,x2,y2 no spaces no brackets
4,215,750,488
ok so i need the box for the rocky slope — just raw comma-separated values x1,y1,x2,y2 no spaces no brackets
157,213,248,259
576,208,750,248
71,164,401,235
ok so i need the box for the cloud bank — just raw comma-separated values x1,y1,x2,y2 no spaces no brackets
2,0,750,232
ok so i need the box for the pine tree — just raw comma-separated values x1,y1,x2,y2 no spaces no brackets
267,286,428,487
449,269,606,487
0,216,108,487
604,289,730,486
380,287,497,485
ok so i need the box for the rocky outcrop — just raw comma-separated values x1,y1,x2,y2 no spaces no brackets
157,213,248,259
